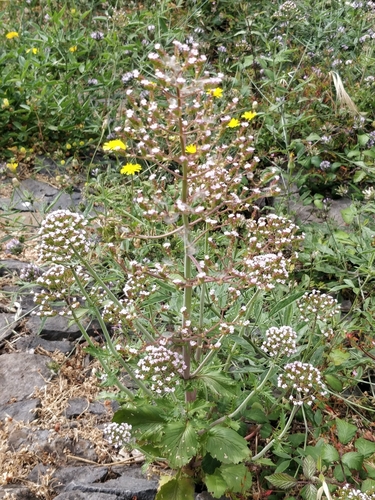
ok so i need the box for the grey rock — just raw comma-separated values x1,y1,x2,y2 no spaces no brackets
0,485,37,499
53,466,110,493
16,334,73,354
0,398,40,423
65,473,158,500
11,178,81,212
26,314,99,341
0,259,29,276
54,492,117,500
71,438,98,462
0,352,52,406
195,492,227,500
65,397,107,419
0,313,18,345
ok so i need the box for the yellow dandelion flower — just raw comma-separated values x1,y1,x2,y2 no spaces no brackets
70,8,76,13
241,111,257,121
120,163,142,175
69,45,77,52
6,32,19,39
66,143,72,150
103,139,127,152
227,118,241,128
2,98,10,109
185,144,197,154
207,87,223,98
26,48,39,54
6,162,18,172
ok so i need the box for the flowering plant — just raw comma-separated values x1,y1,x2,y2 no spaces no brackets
34,42,338,499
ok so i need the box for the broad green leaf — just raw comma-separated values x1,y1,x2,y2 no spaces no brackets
321,444,340,463
341,451,364,470
204,426,250,464
275,460,291,473
253,458,275,466
195,369,236,398
113,404,167,436
334,464,345,481
202,453,221,474
353,170,367,183
220,463,252,494
303,456,316,480
245,408,269,424
341,206,356,224
329,349,350,366
155,477,195,500
355,438,375,458
269,291,305,316
205,469,228,498
325,374,343,392
336,418,358,444
303,483,318,500
265,473,297,490
358,134,370,146
361,479,375,492
305,133,321,141
162,421,198,468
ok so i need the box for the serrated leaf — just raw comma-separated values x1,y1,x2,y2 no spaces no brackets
321,444,340,463
113,404,167,438
361,479,375,492
336,418,357,444
245,408,269,423
329,349,350,366
303,456,316,479
265,473,297,490
195,369,236,398
155,477,195,500
303,483,318,500
275,460,291,473
162,421,198,468
220,464,252,494
205,426,250,464
205,469,228,498
341,451,364,470
355,438,375,458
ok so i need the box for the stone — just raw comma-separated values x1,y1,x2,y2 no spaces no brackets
0,398,40,423
53,492,117,500
0,352,53,406
0,259,29,277
65,397,107,419
52,466,110,493
0,485,37,499
26,315,100,341
0,313,18,345
16,334,73,354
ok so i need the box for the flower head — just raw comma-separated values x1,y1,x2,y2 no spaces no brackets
6,162,18,172
103,139,127,152
227,118,241,128
2,98,10,109
241,111,257,121
26,48,39,54
69,45,77,52
207,87,223,98
120,163,142,175
185,144,197,154
6,32,19,39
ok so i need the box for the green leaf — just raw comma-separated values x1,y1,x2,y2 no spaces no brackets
303,456,316,480
325,374,343,392
202,453,221,474
204,426,250,464
329,349,350,366
305,133,321,141
336,418,358,445
113,403,167,436
155,477,195,500
361,479,375,492
162,421,199,468
341,205,357,224
353,170,367,183
275,460,291,473
205,469,228,498
195,369,236,398
341,451,364,470
355,438,375,458
334,464,346,481
321,444,340,463
269,291,306,316
303,483,318,500
245,408,269,424
265,473,297,490
220,463,252,494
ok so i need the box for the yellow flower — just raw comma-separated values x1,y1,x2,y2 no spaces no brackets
103,139,127,152
70,8,76,13
66,143,72,150
6,162,18,172
227,118,241,128
19,147,26,154
120,163,142,175
2,98,10,109
185,144,197,154
69,45,77,52
241,111,257,121
60,160,66,165
207,87,223,98
26,48,39,54
6,32,19,39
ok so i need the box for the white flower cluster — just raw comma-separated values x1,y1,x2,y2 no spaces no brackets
135,340,187,394
38,209,90,263
334,484,375,500
277,361,328,406
297,290,340,322
261,326,298,357
243,253,289,290
103,422,133,448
